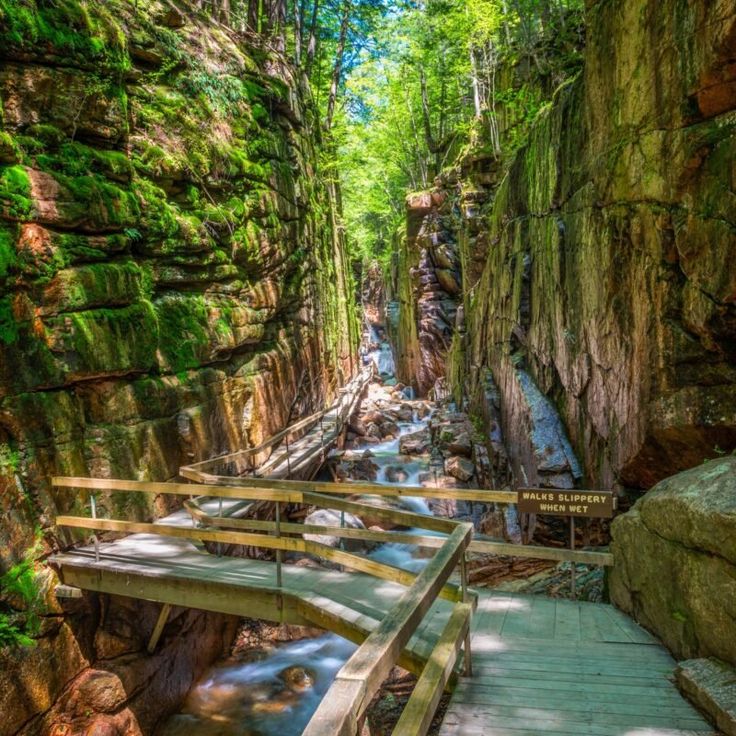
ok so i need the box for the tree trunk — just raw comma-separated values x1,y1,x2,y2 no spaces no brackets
324,0,351,131
304,0,321,75
294,0,305,66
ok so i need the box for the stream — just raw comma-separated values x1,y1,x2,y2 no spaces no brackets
160,335,438,736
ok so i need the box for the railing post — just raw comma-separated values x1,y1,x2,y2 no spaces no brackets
90,492,100,563
217,497,223,557
460,551,473,677
570,515,576,598
285,434,292,478
275,501,283,590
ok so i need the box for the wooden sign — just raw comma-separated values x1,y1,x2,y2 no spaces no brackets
517,489,614,519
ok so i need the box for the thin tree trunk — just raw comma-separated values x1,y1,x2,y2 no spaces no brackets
294,0,305,66
471,47,482,118
324,0,351,131
305,0,321,75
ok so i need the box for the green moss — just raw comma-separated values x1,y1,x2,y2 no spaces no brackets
0,165,33,220
0,131,20,164
36,141,133,182
0,224,17,281
155,293,210,373
0,296,18,345
0,0,129,72
53,172,139,228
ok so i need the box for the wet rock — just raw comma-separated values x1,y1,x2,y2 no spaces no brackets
362,410,384,425
279,665,316,692
399,429,430,455
445,456,475,482
382,421,401,439
365,422,382,439
303,509,367,552
384,466,409,484
349,419,367,436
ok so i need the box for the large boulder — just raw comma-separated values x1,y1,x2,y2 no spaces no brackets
610,457,736,666
303,509,368,553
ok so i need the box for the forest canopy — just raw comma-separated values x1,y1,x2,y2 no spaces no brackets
194,0,584,265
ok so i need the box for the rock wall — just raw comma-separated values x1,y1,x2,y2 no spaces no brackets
610,456,736,666
0,590,238,736
0,2,358,733
385,191,461,397
448,0,736,491
0,0,358,564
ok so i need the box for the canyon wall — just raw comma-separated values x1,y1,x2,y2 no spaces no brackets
0,0,358,564
0,1,357,732
393,0,736,492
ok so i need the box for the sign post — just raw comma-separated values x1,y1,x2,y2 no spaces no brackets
517,489,615,599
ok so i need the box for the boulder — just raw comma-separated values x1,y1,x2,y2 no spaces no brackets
610,457,736,666
384,465,409,484
399,428,430,455
445,456,475,482
303,509,367,552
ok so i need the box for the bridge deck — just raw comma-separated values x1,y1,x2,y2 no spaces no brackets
439,592,713,736
52,532,455,673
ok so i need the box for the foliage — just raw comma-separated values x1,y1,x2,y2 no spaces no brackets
331,0,584,265
0,539,44,650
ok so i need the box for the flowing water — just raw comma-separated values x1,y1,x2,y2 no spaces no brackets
160,636,357,736
163,337,437,736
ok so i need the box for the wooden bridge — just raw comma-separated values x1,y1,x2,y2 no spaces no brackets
50,474,712,736
48,379,712,736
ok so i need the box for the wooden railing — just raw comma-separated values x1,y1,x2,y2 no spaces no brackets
174,472,614,568
52,476,475,736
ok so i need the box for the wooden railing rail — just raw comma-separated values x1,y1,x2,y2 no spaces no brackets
53,476,476,736
52,477,613,567
302,523,473,736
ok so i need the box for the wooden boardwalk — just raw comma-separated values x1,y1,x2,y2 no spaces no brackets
439,592,713,736
52,530,458,676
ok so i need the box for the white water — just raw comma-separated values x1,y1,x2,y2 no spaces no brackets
166,337,439,736
161,636,357,736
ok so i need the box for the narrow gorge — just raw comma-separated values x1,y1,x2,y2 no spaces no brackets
0,1,734,735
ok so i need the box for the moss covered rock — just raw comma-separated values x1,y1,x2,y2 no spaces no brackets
610,457,736,666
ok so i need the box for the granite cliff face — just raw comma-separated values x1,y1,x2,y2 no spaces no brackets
0,2,357,732
389,0,736,492
0,0,358,564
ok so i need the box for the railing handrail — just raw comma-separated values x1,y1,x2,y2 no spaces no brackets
51,477,613,566
53,475,475,736
303,522,473,736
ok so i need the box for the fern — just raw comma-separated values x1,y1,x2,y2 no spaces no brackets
0,540,43,649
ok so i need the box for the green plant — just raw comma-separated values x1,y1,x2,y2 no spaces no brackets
0,539,43,650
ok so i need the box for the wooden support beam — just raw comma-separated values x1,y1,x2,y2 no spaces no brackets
147,603,172,654
53,554,311,626
392,602,472,736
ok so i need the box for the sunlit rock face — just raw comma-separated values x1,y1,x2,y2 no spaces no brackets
385,190,461,397
453,0,736,490
0,2,357,732
0,0,358,563
610,457,736,666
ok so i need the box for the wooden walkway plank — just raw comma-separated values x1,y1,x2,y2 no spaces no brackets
438,590,711,736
